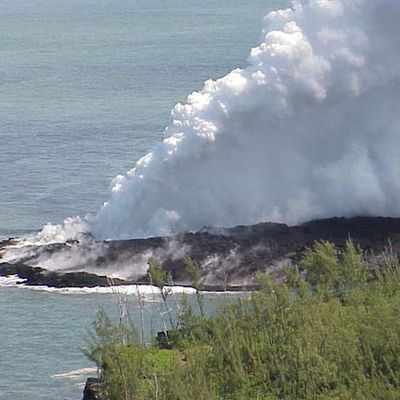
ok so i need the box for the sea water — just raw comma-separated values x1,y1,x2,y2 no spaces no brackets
1,0,285,398
0,282,241,400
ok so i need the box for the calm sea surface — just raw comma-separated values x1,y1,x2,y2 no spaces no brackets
0,285,240,400
1,0,285,398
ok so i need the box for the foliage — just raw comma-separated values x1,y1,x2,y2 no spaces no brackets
147,257,175,330
147,257,171,290
85,240,400,399
183,256,202,291
183,256,205,316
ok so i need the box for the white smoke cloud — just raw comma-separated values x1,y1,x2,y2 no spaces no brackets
86,0,400,240
2,0,398,250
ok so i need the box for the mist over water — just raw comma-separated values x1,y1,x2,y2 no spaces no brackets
88,0,400,240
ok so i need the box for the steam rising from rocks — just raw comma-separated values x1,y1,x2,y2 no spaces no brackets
86,0,400,240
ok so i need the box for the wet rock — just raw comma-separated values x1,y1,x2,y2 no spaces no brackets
0,262,128,287
83,377,106,400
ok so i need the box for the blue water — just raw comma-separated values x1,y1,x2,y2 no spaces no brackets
0,285,239,400
0,0,286,398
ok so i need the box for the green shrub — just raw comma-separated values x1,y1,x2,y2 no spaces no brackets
85,240,400,400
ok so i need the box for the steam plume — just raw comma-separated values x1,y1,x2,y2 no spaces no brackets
15,0,400,243
90,0,400,239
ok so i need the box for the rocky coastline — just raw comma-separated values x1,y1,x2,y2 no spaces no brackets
1,217,400,291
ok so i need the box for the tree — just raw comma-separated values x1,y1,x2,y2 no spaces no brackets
184,256,204,317
300,241,339,289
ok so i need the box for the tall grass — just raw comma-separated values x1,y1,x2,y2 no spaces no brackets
84,240,400,399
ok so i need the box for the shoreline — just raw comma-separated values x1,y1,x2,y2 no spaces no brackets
2,216,400,292
0,267,257,293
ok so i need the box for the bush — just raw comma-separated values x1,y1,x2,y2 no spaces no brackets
85,240,400,399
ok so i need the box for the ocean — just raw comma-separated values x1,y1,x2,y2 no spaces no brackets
0,280,240,400
0,0,285,398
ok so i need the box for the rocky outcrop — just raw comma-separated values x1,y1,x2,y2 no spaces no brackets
83,377,106,400
1,217,400,290
0,262,128,287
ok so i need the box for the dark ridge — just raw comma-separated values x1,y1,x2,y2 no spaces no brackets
0,262,127,288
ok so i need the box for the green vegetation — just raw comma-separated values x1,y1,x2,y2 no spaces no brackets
183,256,205,317
85,241,400,399
147,257,175,331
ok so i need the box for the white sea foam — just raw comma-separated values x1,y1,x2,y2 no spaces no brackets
27,284,196,296
0,274,26,286
0,278,245,297
0,280,197,296
51,367,97,380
